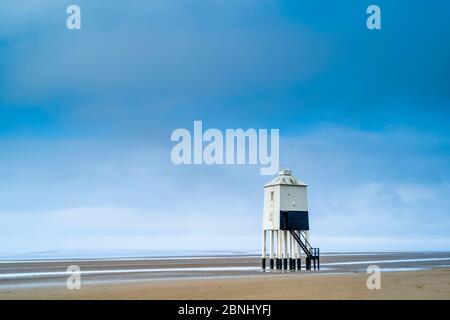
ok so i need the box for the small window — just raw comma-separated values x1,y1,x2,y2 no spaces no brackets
270,191,274,201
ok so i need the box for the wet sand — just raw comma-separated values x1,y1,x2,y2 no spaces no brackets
1,269,450,299
1,252,450,299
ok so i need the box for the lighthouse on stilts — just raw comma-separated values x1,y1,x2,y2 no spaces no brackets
261,170,320,271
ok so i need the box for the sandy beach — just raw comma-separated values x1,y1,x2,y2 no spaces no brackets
1,252,450,299
1,268,449,300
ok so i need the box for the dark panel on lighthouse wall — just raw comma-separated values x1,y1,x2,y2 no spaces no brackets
280,211,309,230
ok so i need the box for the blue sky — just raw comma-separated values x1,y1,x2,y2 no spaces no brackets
0,0,449,254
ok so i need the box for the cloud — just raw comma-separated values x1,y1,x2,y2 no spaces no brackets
0,1,449,254
281,125,450,250
0,0,330,105
0,125,449,252
312,182,450,238
0,205,259,252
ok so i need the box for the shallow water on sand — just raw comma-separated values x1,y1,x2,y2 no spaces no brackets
1,252,449,288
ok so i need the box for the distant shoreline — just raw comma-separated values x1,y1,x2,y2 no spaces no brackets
2,250,449,263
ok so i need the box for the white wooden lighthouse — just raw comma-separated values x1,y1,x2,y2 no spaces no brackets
261,169,319,271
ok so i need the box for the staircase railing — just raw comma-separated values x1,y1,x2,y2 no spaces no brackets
289,230,320,259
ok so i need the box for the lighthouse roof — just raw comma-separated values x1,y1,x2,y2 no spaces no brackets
264,169,307,187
